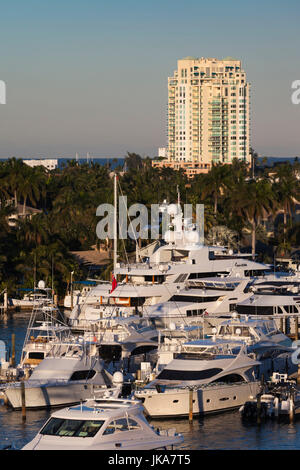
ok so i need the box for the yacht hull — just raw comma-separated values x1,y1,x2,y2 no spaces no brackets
4,383,105,410
136,381,261,418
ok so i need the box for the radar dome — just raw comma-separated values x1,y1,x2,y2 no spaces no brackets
184,230,200,244
167,204,179,216
112,371,124,384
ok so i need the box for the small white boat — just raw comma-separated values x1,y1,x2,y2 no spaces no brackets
22,396,184,450
240,373,300,420
9,283,53,310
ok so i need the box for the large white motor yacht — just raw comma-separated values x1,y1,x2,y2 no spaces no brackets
67,203,276,327
134,340,261,418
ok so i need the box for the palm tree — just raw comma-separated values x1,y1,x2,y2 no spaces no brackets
232,178,276,259
4,157,25,206
200,163,231,219
271,163,300,242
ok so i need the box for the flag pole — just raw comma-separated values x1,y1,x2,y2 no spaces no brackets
114,173,117,272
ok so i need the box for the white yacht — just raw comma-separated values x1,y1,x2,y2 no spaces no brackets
209,315,296,378
82,316,159,377
134,341,261,418
1,341,118,409
19,320,73,373
236,283,300,322
14,296,73,375
22,396,184,450
9,285,53,310
67,203,275,328
143,277,252,328
64,284,99,309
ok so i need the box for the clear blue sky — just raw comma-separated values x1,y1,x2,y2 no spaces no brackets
0,0,299,158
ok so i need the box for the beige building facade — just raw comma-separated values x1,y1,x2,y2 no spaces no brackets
156,56,251,174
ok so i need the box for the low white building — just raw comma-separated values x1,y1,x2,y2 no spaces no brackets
23,159,58,171
158,147,168,158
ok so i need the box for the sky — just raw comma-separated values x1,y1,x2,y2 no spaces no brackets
0,0,299,159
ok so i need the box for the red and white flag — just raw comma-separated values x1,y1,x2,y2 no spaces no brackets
110,274,117,293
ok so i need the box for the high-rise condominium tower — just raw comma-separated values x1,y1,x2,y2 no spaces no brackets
167,56,251,172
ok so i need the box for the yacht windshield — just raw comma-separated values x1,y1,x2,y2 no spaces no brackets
40,418,105,438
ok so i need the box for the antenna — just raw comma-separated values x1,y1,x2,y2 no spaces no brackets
177,185,180,207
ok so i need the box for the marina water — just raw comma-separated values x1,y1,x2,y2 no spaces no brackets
1,313,300,451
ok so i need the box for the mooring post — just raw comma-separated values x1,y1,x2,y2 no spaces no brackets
21,380,26,422
297,363,300,385
295,317,299,341
4,290,8,312
289,393,295,423
257,394,261,424
11,333,15,368
274,396,279,418
280,317,284,334
285,317,289,335
189,388,194,423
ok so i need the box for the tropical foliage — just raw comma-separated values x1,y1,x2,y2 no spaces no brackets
0,154,299,299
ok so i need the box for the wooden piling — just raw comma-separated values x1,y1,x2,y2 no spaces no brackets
11,333,15,368
4,291,8,312
285,318,289,335
297,364,300,385
295,317,299,341
189,388,193,423
274,397,279,418
257,394,261,424
289,393,295,423
280,317,284,334
21,380,26,422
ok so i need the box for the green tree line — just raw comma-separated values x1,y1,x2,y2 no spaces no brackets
0,153,299,298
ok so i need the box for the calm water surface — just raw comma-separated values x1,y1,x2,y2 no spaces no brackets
1,314,300,451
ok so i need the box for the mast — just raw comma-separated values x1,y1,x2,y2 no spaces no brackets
114,173,118,272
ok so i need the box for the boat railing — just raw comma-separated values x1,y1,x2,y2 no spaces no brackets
117,260,186,270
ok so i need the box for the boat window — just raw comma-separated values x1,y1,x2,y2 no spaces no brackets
28,352,45,360
218,325,251,337
188,271,228,279
103,421,116,435
157,368,223,381
69,370,96,381
186,309,205,317
128,418,141,430
115,418,129,432
99,345,122,362
211,373,246,384
130,345,156,356
236,305,275,315
40,418,105,437
170,295,220,303
174,274,189,283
